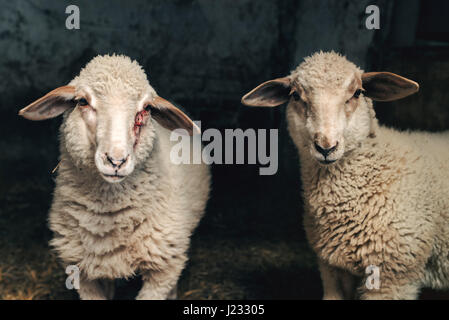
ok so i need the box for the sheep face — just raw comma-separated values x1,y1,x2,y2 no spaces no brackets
63,83,156,183
287,72,368,164
19,55,197,183
242,51,419,165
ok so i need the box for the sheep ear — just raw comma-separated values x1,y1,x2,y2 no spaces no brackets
148,96,199,136
362,72,419,102
241,77,291,107
19,86,76,120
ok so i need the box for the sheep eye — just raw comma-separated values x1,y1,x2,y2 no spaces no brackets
291,91,300,101
78,98,88,106
353,89,362,99
144,104,152,111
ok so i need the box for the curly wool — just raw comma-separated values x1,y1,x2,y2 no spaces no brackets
289,51,363,91
51,126,210,279
286,52,449,299
47,55,210,299
70,54,155,100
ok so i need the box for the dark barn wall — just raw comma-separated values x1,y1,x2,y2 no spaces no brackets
375,0,449,132
1,0,448,299
0,0,392,121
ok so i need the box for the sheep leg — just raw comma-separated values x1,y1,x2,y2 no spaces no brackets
340,269,357,299
318,260,344,299
78,277,115,300
136,269,181,300
318,260,356,299
167,284,178,300
102,279,116,300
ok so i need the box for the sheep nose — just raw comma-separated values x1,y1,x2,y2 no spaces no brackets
105,153,129,169
314,142,338,158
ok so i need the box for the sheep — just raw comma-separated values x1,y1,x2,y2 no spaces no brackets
19,54,211,300
241,51,449,300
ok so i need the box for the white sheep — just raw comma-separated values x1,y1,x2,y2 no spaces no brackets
242,51,449,299
19,54,210,300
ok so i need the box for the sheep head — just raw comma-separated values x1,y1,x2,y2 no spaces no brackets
19,54,198,183
242,51,419,165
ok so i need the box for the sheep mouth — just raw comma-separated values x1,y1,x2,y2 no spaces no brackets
102,173,126,178
319,159,337,165
100,172,127,182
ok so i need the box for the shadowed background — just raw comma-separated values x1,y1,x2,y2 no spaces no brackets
0,0,448,299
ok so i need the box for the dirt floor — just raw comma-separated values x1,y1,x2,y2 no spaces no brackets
0,118,448,300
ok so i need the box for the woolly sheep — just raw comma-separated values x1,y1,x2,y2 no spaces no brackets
19,54,210,300
242,51,449,299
